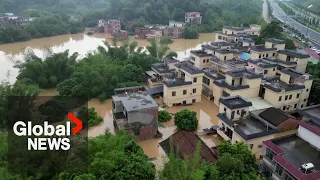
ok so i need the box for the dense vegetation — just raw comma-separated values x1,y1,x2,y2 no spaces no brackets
307,62,320,104
0,16,84,44
291,0,320,15
78,107,103,128
158,110,172,123
0,0,265,43
255,21,295,49
160,141,259,180
174,109,198,131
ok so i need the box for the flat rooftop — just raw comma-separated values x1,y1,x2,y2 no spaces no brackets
223,26,246,31
249,59,278,68
175,61,204,75
280,68,311,79
266,38,286,44
201,44,217,51
278,49,310,59
210,41,231,47
219,96,252,109
112,91,158,112
251,46,277,52
247,97,273,111
264,79,305,92
151,63,174,74
273,135,320,171
238,38,255,43
203,68,225,80
164,57,179,63
190,50,211,57
263,57,297,66
215,48,240,54
234,116,270,135
226,69,262,79
298,105,320,121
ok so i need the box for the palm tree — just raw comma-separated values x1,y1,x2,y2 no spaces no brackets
146,40,177,61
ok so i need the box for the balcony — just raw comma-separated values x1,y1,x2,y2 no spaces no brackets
217,128,231,141
147,78,163,88
263,155,275,169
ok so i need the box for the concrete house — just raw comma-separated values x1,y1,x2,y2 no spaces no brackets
104,20,121,34
260,68,313,112
277,49,310,73
217,96,299,159
112,87,159,141
215,25,261,42
169,20,186,28
189,50,212,69
185,12,202,24
262,105,320,180
163,61,204,107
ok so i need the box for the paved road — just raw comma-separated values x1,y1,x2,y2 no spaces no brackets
263,0,271,23
271,2,320,44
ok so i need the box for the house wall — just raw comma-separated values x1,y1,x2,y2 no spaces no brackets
248,62,276,78
190,54,212,69
224,87,260,99
113,101,123,113
232,132,275,159
298,125,320,149
264,89,303,112
222,28,243,35
215,34,234,42
219,104,250,120
213,84,223,106
265,42,285,50
250,50,277,59
215,52,234,61
280,73,291,83
242,42,255,47
295,57,309,73
299,79,312,108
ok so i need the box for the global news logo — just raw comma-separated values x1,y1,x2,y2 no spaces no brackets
12,112,82,151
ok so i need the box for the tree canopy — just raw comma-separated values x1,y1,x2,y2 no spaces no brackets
158,110,172,123
307,62,320,104
174,109,198,131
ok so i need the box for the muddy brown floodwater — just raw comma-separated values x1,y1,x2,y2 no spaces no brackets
0,30,215,83
39,88,222,169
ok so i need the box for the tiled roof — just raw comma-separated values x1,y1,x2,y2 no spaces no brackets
159,131,217,162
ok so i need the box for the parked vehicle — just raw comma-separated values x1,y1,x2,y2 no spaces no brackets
311,47,317,51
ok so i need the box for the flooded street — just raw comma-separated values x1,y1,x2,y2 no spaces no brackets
39,88,221,169
0,31,215,83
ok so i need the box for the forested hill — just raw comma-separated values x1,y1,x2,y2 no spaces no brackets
291,0,320,15
0,0,263,27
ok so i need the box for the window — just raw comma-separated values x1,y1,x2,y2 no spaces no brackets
237,110,240,114
193,78,197,83
232,79,235,86
266,54,269,57
306,89,309,92
264,70,268,74
275,164,283,176
265,148,275,160
279,96,282,101
285,95,288,100
284,174,293,180
304,99,307,102
203,59,205,63
183,90,187,95
259,55,262,58
283,106,286,110
296,93,300,98
231,111,235,119
224,56,226,60
249,144,253,149
207,59,209,63
172,91,176,96
273,68,276,71
262,54,265,57
192,99,196,103
289,95,292,100
224,107,227,112
273,53,276,56
193,88,196,93
301,105,304,108
294,104,297,108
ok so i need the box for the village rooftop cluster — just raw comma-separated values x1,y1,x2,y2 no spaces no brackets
109,23,320,180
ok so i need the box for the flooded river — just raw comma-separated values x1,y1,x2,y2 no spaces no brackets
0,31,216,83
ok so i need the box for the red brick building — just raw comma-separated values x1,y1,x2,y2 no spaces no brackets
163,26,184,39
104,20,121,34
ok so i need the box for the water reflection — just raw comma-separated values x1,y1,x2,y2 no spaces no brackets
0,32,215,83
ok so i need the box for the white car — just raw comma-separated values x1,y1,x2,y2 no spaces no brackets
316,50,320,55
311,47,317,51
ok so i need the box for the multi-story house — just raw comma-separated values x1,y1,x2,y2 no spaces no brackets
265,38,286,50
217,96,299,159
185,12,202,24
163,61,204,107
261,105,320,180
250,45,278,59
163,26,184,39
277,49,310,73
112,86,159,141
104,20,121,34
189,50,212,69
260,68,313,112
146,57,179,88
215,24,261,42
169,20,186,28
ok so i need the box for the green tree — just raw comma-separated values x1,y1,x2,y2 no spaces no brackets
146,40,177,61
183,26,199,39
158,110,172,122
174,109,198,130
